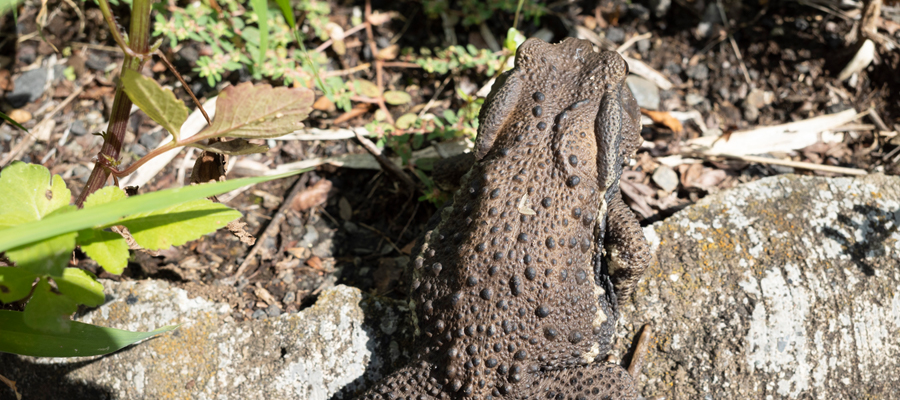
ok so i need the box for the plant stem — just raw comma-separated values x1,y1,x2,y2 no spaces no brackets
76,0,153,206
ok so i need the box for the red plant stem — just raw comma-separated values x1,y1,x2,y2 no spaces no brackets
75,0,153,206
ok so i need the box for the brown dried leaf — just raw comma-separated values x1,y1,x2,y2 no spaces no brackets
313,96,336,112
201,138,269,155
306,255,323,270
333,103,370,125
642,109,684,134
367,11,399,26
291,179,332,211
201,82,314,139
377,44,400,61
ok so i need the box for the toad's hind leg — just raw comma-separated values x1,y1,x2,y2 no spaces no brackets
356,362,447,400
604,190,651,301
522,363,638,400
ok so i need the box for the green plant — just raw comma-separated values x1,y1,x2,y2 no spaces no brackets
0,0,316,358
420,0,545,26
152,0,325,87
0,162,304,356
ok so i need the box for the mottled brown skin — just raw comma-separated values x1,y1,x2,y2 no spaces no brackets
357,38,651,400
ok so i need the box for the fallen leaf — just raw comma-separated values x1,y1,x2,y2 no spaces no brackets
306,256,323,270
367,11,399,26
227,220,256,245
313,96,336,112
325,22,346,55
642,109,684,134
291,179,332,211
377,44,400,60
333,102,370,125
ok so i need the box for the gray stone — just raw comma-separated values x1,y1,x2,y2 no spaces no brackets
686,63,709,81
251,308,267,319
626,75,660,111
70,120,89,136
4,282,408,399
7,68,47,108
614,173,900,399
266,304,282,318
649,0,671,17
685,93,705,106
651,165,679,192
606,27,625,44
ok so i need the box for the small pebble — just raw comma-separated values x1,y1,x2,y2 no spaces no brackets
266,304,282,318
8,109,31,124
251,309,267,319
652,165,679,193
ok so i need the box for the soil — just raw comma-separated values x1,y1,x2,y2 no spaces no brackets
1,1,898,322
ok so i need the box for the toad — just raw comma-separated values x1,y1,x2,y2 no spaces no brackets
357,37,651,399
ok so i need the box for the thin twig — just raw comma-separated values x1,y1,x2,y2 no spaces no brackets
233,174,309,279
418,75,452,118
687,151,868,176
155,49,211,125
313,23,368,53
616,32,652,53
354,129,417,189
364,0,394,125
716,0,753,85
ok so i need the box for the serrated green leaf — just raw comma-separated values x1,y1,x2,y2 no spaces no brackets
0,161,71,224
77,229,129,275
0,267,39,303
120,199,242,251
384,90,411,105
83,185,128,208
0,168,306,252
6,233,76,277
55,268,105,307
121,69,189,141
199,82,314,140
0,310,178,357
25,279,77,334
396,113,418,129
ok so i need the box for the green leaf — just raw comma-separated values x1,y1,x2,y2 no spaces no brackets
121,69,189,141
0,168,306,252
24,278,77,334
5,232,76,277
274,0,296,29
77,229,129,275
0,267,39,303
0,161,71,226
120,199,242,251
396,113,418,129
383,90,411,105
250,0,269,67
83,185,128,208
0,310,178,357
199,82,314,139
55,268,105,307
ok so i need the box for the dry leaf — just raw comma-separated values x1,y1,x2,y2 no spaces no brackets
291,179,332,211
377,44,400,60
306,255,323,270
333,103,370,125
367,11,399,26
313,96,336,112
642,109,684,134
338,197,352,220
254,284,278,305
8,109,31,124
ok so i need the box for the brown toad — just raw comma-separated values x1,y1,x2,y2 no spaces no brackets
358,37,651,399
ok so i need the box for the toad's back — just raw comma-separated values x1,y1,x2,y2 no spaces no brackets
358,38,649,400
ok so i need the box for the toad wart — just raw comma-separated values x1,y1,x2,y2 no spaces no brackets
357,37,651,399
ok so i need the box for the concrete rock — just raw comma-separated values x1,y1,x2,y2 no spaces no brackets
614,173,900,399
4,283,409,400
